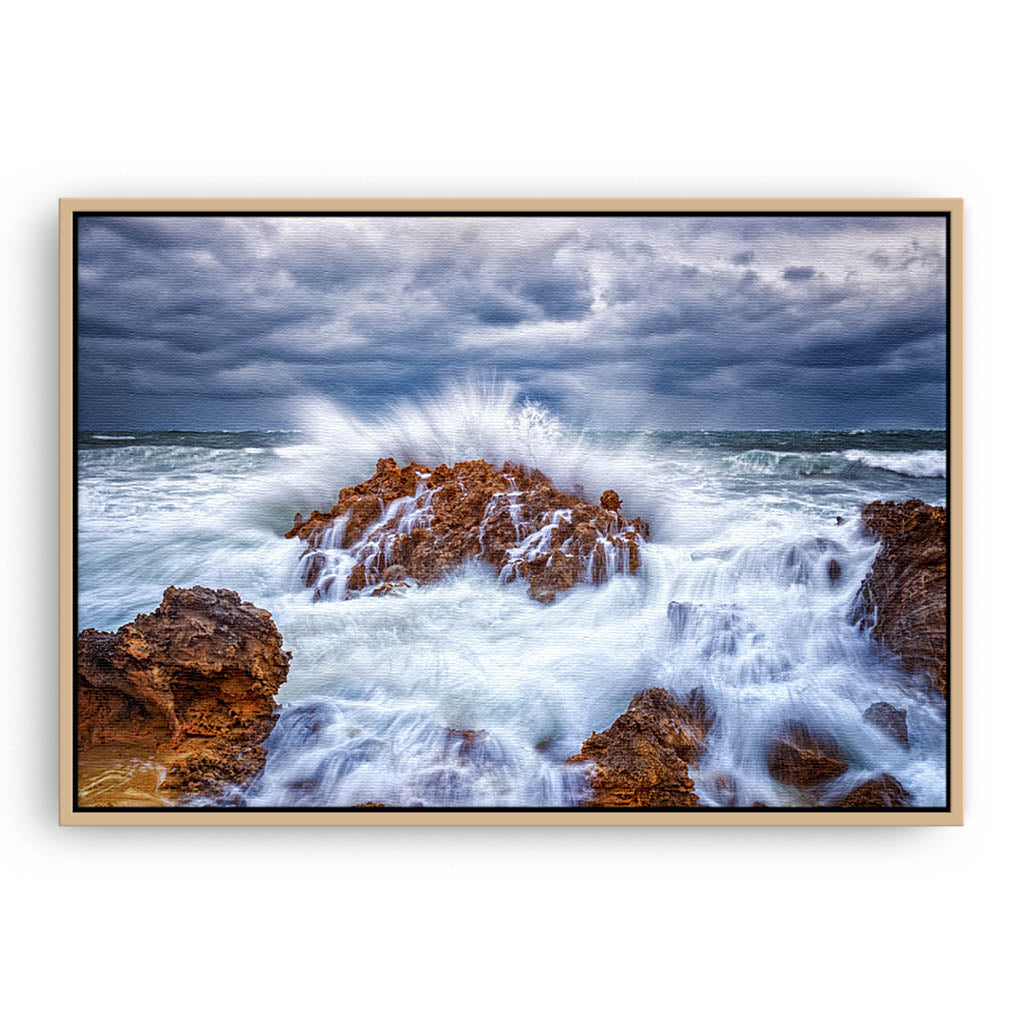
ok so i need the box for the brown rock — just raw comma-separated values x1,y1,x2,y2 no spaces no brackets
600,489,622,511
566,687,713,807
287,458,649,603
369,580,410,597
863,701,909,746
766,722,849,788
856,499,948,698
348,564,367,591
77,586,290,804
835,774,912,808
828,558,842,583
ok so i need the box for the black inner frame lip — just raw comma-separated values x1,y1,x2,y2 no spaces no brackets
71,208,953,813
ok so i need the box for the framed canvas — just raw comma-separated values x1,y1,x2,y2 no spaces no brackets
59,198,963,825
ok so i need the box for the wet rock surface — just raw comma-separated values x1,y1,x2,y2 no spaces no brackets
446,728,489,763
287,457,649,603
856,499,948,698
766,722,850,788
835,774,912,808
864,701,910,746
77,586,290,803
566,687,712,807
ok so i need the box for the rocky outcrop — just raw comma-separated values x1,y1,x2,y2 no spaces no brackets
863,701,909,746
77,587,290,804
566,687,712,807
856,499,948,698
286,457,649,603
766,722,849,788
835,774,912,808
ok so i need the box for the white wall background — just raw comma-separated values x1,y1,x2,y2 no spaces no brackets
3,2,1019,1020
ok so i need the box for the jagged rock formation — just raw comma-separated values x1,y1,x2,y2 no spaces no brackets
567,687,712,807
766,722,850,788
835,774,912,808
856,499,948,698
77,586,291,804
286,457,649,603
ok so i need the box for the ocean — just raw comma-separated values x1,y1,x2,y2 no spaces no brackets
77,387,948,807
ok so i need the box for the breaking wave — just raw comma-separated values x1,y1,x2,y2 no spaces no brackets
727,447,946,480
839,449,946,479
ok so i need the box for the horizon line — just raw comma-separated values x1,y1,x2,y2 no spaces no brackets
76,425,949,434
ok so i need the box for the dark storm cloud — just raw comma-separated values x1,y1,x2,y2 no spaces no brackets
782,265,816,282
77,214,948,429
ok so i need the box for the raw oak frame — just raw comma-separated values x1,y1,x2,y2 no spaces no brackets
59,197,964,826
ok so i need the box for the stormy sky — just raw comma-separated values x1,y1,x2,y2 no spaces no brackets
77,214,947,431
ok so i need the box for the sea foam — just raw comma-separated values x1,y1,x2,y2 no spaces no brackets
839,449,946,478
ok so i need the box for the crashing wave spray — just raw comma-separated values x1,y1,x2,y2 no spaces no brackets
236,377,691,539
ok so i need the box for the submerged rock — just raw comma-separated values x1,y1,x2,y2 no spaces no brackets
287,457,649,603
446,728,489,763
856,499,948,698
766,722,849,788
566,687,713,807
835,774,912,808
77,586,290,804
863,701,910,746
667,600,751,657
369,581,410,597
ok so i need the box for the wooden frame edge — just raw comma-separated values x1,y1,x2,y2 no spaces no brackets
59,197,964,827
948,198,964,826
60,199,75,826
60,810,962,826
59,197,963,213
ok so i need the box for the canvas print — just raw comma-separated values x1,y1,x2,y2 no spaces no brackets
70,209,952,815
